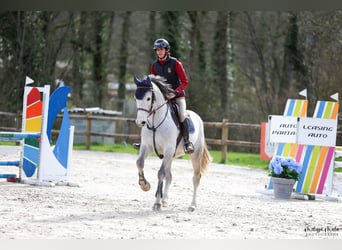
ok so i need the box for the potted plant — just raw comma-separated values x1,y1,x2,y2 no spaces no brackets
268,156,303,199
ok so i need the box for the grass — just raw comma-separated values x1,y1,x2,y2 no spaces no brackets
335,158,342,172
72,143,269,171
0,141,19,146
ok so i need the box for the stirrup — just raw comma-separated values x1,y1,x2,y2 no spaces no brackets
184,142,194,154
133,143,140,150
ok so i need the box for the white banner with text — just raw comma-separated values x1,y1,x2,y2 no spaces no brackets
268,115,298,143
297,117,337,146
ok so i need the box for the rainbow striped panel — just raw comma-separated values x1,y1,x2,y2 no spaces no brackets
268,99,308,189
284,99,308,117
295,101,339,194
279,99,308,157
23,87,42,177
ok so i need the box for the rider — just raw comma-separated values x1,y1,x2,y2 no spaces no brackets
133,38,194,154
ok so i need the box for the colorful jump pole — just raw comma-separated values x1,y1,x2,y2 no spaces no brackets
0,76,75,185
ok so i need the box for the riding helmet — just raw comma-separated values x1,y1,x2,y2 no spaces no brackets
153,38,170,50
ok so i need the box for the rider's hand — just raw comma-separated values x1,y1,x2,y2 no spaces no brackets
166,92,176,100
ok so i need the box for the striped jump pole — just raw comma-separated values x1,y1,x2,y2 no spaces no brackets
0,174,16,179
0,160,20,166
0,132,40,181
1,80,75,185
0,132,41,141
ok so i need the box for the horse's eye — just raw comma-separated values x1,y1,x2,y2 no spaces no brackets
147,97,151,101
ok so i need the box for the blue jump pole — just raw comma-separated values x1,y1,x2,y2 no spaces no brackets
0,132,40,141
0,160,20,166
0,174,17,179
0,132,31,180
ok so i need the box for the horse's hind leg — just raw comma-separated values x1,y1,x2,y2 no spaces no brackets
153,165,165,211
189,152,202,212
153,156,172,211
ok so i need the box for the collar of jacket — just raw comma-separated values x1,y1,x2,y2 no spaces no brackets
158,55,170,64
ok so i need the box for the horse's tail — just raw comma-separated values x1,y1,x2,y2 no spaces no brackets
200,142,212,174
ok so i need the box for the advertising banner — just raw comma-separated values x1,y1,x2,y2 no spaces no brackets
268,115,298,143
297,117,337,146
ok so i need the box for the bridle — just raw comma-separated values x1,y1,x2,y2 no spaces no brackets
136,86,169,158
136,87,169,130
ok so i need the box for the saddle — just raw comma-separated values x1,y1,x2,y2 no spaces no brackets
169,100,195,132
169,100,181,128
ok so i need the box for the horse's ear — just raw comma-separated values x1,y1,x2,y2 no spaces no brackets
134,76,141,85
146,75,152,85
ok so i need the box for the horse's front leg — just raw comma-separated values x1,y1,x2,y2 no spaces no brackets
153,155,173,211
136,147,151,192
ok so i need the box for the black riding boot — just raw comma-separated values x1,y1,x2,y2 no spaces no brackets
133,143,140,150
181,118,194,154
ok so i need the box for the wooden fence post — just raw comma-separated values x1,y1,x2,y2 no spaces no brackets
221,119,229,163
86,112,92,150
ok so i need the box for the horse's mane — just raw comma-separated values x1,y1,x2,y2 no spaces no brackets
148,75,175,98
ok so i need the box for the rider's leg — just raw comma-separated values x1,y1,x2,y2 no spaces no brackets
133,142,140,149
181,117,194,153
176,97,194,154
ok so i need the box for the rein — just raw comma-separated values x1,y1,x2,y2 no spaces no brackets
136,88,169,159
148,103,169,159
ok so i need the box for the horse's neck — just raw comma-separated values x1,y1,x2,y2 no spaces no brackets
152,84,168,121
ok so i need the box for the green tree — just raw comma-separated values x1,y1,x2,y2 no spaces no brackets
118,11,132,111
212,11,228,117
186,11,215,119
0,11,70,112
69,12,87,106
160,11,184,60
147,11,157,72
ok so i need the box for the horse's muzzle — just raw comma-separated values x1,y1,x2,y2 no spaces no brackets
136,120,146,128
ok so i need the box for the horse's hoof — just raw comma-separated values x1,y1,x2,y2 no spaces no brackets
140,182,151,192
188,206,196,212
153,203,162,211
162,200,168,207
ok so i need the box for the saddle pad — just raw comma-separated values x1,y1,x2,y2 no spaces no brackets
189,118,195,133
169,101,195,133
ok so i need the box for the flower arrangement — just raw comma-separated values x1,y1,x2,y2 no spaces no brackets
268,156,303,180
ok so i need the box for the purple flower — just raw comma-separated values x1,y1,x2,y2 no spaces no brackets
268,156,303,180
294,162,303,173
273,162,283,175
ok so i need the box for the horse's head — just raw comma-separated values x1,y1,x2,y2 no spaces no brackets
134,76,154,127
